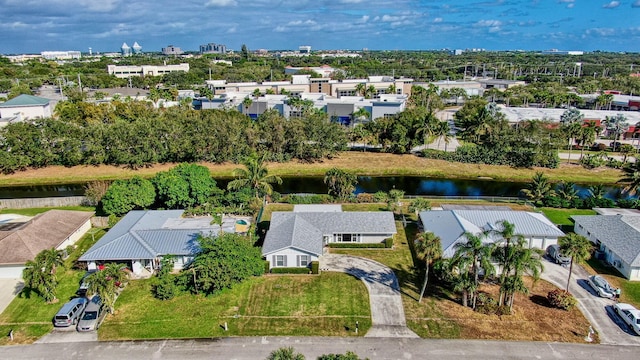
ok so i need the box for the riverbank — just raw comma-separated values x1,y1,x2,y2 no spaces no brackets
0,152,624,187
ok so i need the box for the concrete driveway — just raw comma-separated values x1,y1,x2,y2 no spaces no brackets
541,259,640,346
0,278,23,314
320,254,418,338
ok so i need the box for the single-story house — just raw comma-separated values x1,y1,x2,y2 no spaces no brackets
262,205,397,269
572,215,640,281
0,94,52,121
79,210,245,276
419,210,565,258
0,210,93,278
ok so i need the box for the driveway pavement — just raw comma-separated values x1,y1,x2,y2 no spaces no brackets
35,326,97,343
541,259,640,346
0,278,23,314
320,254,418,338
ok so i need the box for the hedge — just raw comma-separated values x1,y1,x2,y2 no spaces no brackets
270,267,311,274
384,237,393,248
311,261,319,274
328,243,386,249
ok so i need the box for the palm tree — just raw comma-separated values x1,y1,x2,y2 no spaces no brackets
414,232,442,302
556,181,578,203
354,83,366,97
502,239,544,312
577,121,599,159
559,233,593,292
451,270,476,308
620,160,640,195
227,154,283,199
588,184,607,199
521,172,555,204
86,263,128,313
434,121,451,150
351,107,370,125
323,168,358,200
452,232,494,309
491,220,516,306
604,114,629,152
242,97,253,116
22,248,65,303
560,108,584,163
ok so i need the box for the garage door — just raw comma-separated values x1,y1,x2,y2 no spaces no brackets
0,265,25,279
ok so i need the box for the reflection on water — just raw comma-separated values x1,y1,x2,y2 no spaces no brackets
0,176,624,199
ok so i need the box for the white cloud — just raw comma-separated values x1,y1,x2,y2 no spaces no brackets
602,1,620,9
433,17,443,23
567,3,574,8
205,0,237,7
476,20,502,27
633,0,640,7
358,15,370,23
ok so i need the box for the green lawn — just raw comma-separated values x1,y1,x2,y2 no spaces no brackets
539,208,597,226
0,206,96,217
332,219,461,338
99,272,370,340
0,229,104,345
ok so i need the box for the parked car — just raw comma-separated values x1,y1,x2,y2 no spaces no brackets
76,295,104,332
614,303,640,335
76,269,97,297
546,244,571,266
587,275,616,298
53,297,87,327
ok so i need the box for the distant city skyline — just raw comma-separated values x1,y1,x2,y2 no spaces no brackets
0,0,639,54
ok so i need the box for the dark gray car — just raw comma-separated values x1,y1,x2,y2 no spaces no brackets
547,244,570,266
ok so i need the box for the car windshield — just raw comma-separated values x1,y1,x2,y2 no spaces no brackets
81,311,97,320
594,277,611,289
54,316,69,321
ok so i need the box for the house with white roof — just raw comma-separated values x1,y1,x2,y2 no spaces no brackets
262,205,396,269
419,209,565,258
79,210,246,276
572,215,640,281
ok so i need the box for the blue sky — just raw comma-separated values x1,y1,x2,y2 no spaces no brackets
0,0,639,54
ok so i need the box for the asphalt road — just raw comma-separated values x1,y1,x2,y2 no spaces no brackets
0,337,637,360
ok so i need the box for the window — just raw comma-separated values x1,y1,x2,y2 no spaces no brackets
298,255,309,267
334,233,361,242
275,255,286,267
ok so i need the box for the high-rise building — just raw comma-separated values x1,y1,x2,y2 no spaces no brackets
299,45,311,54
132,42,143,54
121,42,131,56
200,43,227,54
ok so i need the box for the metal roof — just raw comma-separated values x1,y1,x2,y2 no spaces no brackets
419,210,564,257
572,215,640,266
263,211,397,257
79,210,222,262
0,94,50,107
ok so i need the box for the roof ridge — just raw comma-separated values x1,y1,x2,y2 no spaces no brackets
130,230,158,258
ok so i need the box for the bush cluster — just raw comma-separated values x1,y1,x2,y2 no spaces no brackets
422,143,559,169
327,243,386,249
270,267,311,274
547,289,577,310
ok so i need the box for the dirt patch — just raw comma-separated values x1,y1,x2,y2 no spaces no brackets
434,279,597,343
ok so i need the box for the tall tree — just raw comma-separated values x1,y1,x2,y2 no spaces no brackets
521,172,555,204
324,168,358,201
452,232,494,309
414,232,442,302
559,233,593,292
101,176,156,216
560,108,584,163
603,114,629,152
22,248,64,303
620,160,640,195
227,154,282,199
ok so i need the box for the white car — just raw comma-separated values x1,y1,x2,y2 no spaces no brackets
614,303,640,335
587,275,616,298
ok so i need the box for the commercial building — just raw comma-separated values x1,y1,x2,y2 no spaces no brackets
40,51,81,60
107,63,190,78
162,45,184,56
0,94,52,123
200,43,226,54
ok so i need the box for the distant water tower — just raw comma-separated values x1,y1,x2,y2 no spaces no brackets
132,42,142,54
121,42,131,56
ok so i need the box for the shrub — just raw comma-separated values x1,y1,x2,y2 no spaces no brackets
269,191,282,203
356,193,375,203
328,243,386,249
270,267,311,274
311,261,319,274
476,293,498,315
152,276,178,300
285,194,332,204
373,191,388,202
547,289,577,310
580,154,605,169
264,261,271,274
384,237,394,249
617,199,640,209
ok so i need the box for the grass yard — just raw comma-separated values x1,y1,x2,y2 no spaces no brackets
332,215,597,342
539,208,597,226
0,206,96,217
0,269,83,345
99,272,370,340
0,152,624,187
0,229,103,345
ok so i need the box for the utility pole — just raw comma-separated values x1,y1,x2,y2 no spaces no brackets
77,73,82,92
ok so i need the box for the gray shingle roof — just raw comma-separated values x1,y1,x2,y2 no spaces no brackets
263,211,397,256
572,215,640,266
79,210,219,262
419,210,564,257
